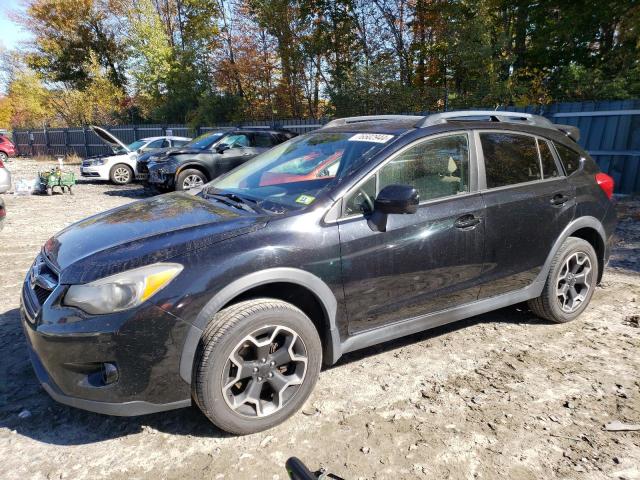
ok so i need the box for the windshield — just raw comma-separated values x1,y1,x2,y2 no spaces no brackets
126,140,146,151
208,132,394,209
186,132,226,149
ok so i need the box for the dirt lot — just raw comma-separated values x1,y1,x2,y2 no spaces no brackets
0,158,639,480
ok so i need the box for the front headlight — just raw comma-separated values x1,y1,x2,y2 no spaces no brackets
64,263,183,315
90,159,105,166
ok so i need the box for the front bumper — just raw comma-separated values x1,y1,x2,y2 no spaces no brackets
21,264,192,416
80,165,108,180
147,164,176,188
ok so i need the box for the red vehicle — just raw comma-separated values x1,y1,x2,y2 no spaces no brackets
0,135,16,161
259,150,343,186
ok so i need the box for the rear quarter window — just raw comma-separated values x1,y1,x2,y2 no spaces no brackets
480,132,541,188
554,143,583,175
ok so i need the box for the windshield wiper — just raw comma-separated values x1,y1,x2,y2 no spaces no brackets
203,189,265,214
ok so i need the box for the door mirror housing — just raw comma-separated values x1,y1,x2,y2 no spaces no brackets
216,144,230,154
368,184,419,232
374,184,419,214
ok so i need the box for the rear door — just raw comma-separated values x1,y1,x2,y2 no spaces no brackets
338,132,486,334
476,131,575,299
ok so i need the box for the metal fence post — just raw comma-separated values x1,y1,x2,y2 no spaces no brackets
133,125,139,141
64,128,70,156
82,126,89,158
44,127,50,157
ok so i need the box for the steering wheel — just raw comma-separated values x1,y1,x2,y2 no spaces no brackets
355,188,374,213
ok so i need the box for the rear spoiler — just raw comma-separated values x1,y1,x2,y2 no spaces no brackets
554,124,580,143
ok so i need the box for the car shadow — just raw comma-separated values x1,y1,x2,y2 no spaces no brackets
101,187,157,199
0,307,230,446
0,303,549,446
331,304,552,368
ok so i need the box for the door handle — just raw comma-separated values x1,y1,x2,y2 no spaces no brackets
454,214,481,229
242,151,252,156
550,193,570,206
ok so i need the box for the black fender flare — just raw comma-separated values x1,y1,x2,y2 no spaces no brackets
179,267,341,383
530,215,607,295
175,162,211,181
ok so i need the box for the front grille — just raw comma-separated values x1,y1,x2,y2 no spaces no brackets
24,254,60,322
33,285,51,305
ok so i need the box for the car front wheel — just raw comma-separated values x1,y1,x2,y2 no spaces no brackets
193,298,322,435
176,169,207,191
110,164,133,185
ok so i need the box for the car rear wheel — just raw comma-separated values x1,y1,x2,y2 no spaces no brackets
528,237,598,323
193,298,322,435
110,164,133,185
176,169,207,191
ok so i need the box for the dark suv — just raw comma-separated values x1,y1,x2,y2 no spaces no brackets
21,111,616,435
146,127,296,191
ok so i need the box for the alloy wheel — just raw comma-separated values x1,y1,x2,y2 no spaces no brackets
113,167,130,183
556,251,592,313
183,174,204,190
222,325,308,418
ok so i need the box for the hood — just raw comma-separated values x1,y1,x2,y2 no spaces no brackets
165,147,205,156
90,125,130,153
138,147,176,163
44,192,269,284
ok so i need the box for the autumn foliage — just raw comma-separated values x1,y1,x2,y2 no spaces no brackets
1,0,639,129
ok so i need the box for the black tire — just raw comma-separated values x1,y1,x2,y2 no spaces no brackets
193,298,322,435
109,164,133,185
176,169,207,191
528,237,598,323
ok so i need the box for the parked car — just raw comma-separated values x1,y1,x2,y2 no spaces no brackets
147,127,297,191
21,111,616,435
80,126,191,184
0,157,12,193
0,196,5,231
0,134,16,162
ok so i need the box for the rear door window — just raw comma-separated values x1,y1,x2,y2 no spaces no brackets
554,142,582,175
537,139,560,178
480,132,541,188
251,132,277,148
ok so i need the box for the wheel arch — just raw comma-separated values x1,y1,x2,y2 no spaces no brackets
537,216,607,288
179,268,341,384
176,163,211,181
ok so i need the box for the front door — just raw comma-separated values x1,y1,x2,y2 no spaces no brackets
215,133,255,175
475,131,576,299
338,132,486,334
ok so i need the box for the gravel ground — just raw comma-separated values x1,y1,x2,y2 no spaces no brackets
0,158,639,480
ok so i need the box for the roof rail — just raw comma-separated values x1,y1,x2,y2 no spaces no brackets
417,110,555,129
322,115,423,129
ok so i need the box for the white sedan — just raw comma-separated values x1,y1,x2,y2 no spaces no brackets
80,126,191,185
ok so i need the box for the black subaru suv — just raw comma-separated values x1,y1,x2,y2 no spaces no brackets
21,111,617,435
146,127,296,191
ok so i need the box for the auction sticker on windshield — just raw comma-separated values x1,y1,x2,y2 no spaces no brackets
348,133,394,143
295,194,316,205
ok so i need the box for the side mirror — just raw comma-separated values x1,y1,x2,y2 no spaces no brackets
368,184,419,232
137,148,143,154
216,144,230,154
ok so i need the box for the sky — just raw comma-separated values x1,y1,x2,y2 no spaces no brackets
0,0,32,51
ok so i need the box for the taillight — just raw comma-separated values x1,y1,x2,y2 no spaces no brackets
0,160,4,168
595,173,614,199
0,206,5,218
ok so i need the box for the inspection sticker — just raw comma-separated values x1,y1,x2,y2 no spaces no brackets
348,133,394,143
295,194,316,205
